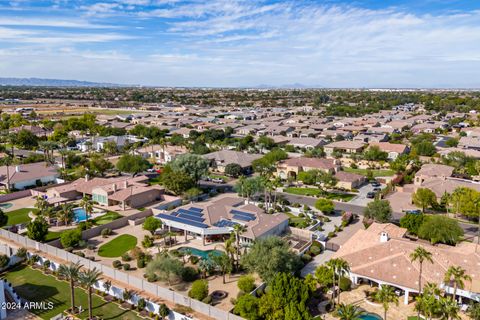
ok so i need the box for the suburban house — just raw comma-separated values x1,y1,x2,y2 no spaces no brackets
414,164,455,186
458,137,480,151
9,125,51,137
45,175,180,210
135,144,188,164
0,162,60,190
369,142,409,160
154,195,289,246
287,137,328,149
276,157,340,180
77,135,148,152
324,141,366,157
334,223,480,305
335,171,366,190
203,150,262,174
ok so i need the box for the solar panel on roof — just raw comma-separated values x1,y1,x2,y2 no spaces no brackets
189,207,203,212
178,213,205,223
232,214,253,222
214,220,239,228
178,208,204,217
230,209,256,220
171,212,179,217
156,213,209,229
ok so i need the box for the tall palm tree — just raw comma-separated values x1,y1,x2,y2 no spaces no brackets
410,246,433,319
440,296,460,320
444,265,472,302
79,196,94,221
58,262,83,314
1,155,13,192
78,268,103,320
336,303,366,320
34,195,49,213
232,224,246,269
211,252,233,284
326,258,350,306
57,203,75,225
375,285,399,320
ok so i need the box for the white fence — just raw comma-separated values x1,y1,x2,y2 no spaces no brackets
0,229,244,320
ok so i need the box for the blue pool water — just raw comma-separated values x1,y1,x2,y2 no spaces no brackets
178,247,223,260
359,314,382,320
73,208,88,222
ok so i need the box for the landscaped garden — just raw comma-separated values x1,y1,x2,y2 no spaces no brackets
93,211,122,225
3,265,142,320
98,234,138,258
6,208,38,225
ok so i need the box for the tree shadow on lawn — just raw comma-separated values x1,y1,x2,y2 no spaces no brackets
82,300,138,320
13,283,64,316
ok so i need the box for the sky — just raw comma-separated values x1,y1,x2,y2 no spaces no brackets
1,0,480,88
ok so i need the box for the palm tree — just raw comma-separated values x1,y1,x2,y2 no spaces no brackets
336,303,366,320
232,224,246,270
79,268,103,319
375,285,399,320
440,296,460,320
444,265,472,302
34,195,49,213
410,246,433,319
58,262,83,314
57,203,75,225
326,258,350,306
1,155,13,191
423,282,441,297
211,252,233,284
79,196,94,221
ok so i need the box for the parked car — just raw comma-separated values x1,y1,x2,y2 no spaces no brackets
403,209,422,215
373,187,381,192
371,181,381,187
366,192,376,199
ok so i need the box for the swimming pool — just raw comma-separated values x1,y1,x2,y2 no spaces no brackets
73,208,88,222
178,247,223,259
359,313,382,320
0,203,13,210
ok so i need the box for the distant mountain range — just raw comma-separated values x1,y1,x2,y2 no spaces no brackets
0,77,129,87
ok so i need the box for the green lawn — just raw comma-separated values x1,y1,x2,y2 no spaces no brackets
6,208,38,225
3,265,142,320
285,187,356,201
45,231,64,242
93,211,122,225
344,167,395,177
98,234,138,258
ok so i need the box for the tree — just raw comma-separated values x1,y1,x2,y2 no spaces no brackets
233,224,246,269
413,141,436,156
314,265,334,288
143,216,162,235
238,274,256,293
58,262,83,314
364,199,392,223
450,187,480,218
184,187,202,202
0,209,7,227
258,272,312,320
375,285,398,320
410,246,433,319
0,254,10,269
160,166,195,195
417,215,464,245
26,218,49,242
170,154,209,184
57,203,75,226
335,303,366,320
235,176,264,203
211,252,232,284
88,154,113,177
60,229,82,248
314,198,334,214
468,302,480,320
234,294,260,320
412,188,437,213
363,146,388,161
159,303,170,318
79,196,93,221
16,129,39,149
241,236,302,283
399,213,425,235
441,296,460,320
444,265,472,302
188,279,209,300
225,163,243,178
326,258,350,306
78,268,102,320
116,154,150,175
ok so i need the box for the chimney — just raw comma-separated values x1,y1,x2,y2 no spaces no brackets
124,180,128,189
112,183,117,192
380,231,389,243
15,166,20,173
85,174,89,182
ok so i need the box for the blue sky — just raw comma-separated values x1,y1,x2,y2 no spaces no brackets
1,0,480,87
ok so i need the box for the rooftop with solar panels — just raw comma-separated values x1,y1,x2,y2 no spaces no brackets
153,194,289,243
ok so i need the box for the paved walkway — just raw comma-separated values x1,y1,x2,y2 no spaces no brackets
301,250,335,277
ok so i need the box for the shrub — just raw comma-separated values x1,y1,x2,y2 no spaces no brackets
159,303,170,318
123,263,131,271
60,229,82,248
298,213,305,218
147,273,157,282
101,228,112,238
0,254,10,269
121,253,131,262
310,245,321,256
136,298,146,311
189,255,199,264
75,251,85,257
301,254,312,263
339,276,352,292
181,266,198,282
137,258,146,269
142,235,154,248
202,295,213,304
16,247,27,260
188,280,209,301
112,260,122,269
237,275,256,293
327,231,336,238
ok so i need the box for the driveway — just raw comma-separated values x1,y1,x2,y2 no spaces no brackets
301,250,335,277
348,182,385,206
